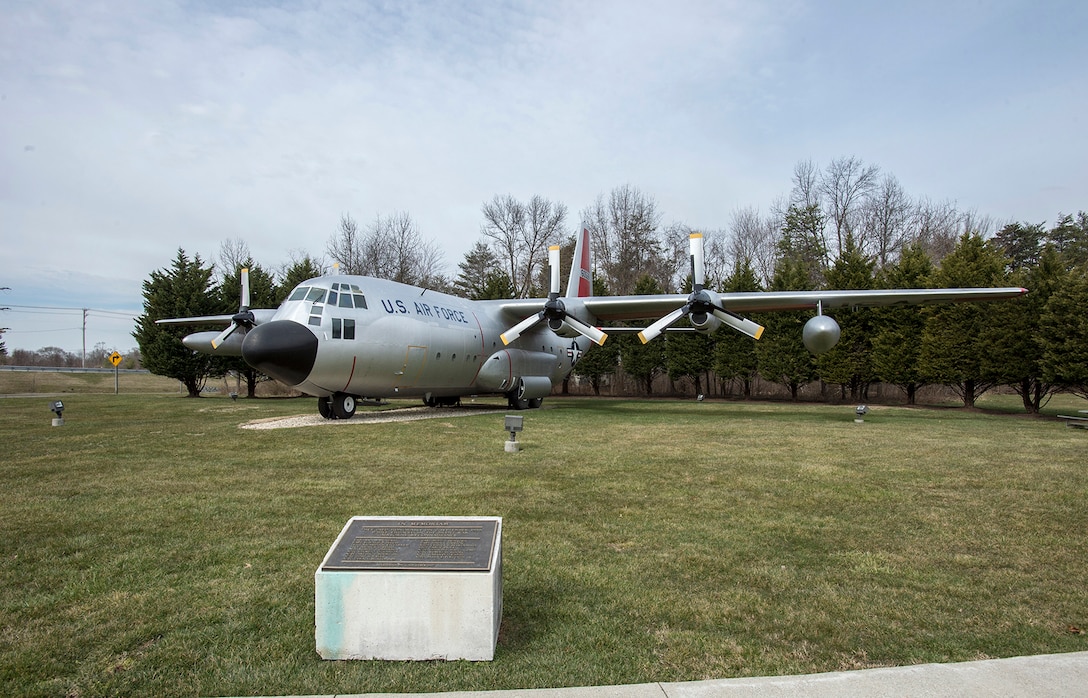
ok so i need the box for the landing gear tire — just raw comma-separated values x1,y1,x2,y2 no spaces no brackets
317,397,333,419
331,392,357,420
528,398,543,409
506,379,530,410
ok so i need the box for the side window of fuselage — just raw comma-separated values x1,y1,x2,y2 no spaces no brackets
331,317,356,340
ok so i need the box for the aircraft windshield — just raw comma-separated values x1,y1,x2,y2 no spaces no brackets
287,283,367,309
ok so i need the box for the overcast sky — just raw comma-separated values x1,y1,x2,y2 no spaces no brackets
2,0,1084,355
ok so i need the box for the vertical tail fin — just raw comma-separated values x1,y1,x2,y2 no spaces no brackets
565,227,593,298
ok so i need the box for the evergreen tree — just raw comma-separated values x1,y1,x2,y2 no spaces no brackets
133,250,219,397
454,241,504,299
779,202,829,286
473,271,517,300
756,255,816,399
1047,212,1088,269
218,261,278,398
713,260,761,398
991,221,1045,271
817,233,876,400
1039,264,1088,399
572,277,618,395
617,275,667,394
665,273,714,396
276,255,325,303
979,245,1064,412
870,243,933,404
918,232,1008,407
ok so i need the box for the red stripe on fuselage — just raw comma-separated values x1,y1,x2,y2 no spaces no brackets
342,356,357,392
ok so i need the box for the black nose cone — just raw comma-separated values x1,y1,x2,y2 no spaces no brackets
241,321,318,387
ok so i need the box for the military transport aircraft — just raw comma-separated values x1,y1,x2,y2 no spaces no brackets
159,228,1026,419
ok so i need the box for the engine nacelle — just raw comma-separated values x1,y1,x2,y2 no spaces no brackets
803,314,841,354
476,349,557,393
547,316,581,339
689,311,722,334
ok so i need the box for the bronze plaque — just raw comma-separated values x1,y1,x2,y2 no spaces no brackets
322,518,498,572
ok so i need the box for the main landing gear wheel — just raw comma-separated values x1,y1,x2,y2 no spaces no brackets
318,392,357,419
506,379,543,410
331,392,357,420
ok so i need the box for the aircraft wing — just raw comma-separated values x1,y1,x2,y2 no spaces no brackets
156,309,278,326
579,287,1029,323
156,314,237,325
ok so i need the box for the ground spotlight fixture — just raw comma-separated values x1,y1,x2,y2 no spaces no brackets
504,415,524,453
855,405,869,424
50,400,65,426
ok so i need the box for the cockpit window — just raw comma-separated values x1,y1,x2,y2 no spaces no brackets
289,283,365,309
329,282,367,309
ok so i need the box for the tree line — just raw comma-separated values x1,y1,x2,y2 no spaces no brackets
129,156,1088,408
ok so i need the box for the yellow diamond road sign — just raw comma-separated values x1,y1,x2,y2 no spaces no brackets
108,351,123,367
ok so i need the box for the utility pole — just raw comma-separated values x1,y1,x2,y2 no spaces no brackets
82,308,88,368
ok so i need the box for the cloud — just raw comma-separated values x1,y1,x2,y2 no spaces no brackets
2,0,1086,352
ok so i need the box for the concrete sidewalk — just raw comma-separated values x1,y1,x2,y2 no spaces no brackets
272,651,1088,698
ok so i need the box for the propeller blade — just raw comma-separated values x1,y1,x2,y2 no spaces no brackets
210,322,239,350
500,311,544,346
240,268,250,309
638,306,687,344
689,233,705,290
562,315,608,346
548,245,561,297
711,308,765,340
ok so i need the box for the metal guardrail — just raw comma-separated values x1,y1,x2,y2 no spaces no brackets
0,365,150,374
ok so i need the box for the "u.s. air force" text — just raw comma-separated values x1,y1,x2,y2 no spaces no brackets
380,299,470,324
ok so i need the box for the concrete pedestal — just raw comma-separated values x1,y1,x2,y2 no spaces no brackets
315,516,502,661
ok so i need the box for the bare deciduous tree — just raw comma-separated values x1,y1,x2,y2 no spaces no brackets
327,214,365,275
911,198,961,263
480,194,567,297
821,156,880,260
582,184,665,295
860,174,913,269
327,212,444,287
728,205,779,287
522,195,568,295
789,159,822,210
217,238,253,281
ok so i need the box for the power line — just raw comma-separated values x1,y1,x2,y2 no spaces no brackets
6,303,140,316
2,304,141,366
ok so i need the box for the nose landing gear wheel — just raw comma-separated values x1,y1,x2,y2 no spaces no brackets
317,396,333,419
331,392,357,420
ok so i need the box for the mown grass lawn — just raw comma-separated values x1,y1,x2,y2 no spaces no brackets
1,391,1086,697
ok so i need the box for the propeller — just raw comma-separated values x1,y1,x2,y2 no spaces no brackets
211,268,256,349
500,246,608,346
638,233,765,344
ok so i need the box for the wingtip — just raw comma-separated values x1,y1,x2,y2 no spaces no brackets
637,331,650,344
753,326,765,340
